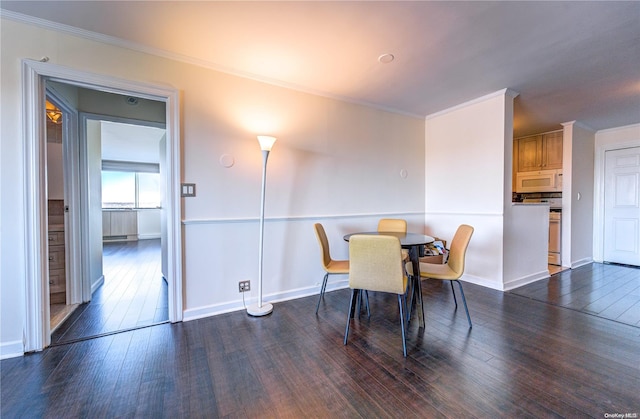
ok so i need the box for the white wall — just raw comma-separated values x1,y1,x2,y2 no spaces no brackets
46,142,64,200
1,17,425,356
504,204,550,288
595,124,640,148
425,90,549,290
562,122,595,268
86,120,104,293
137,209,161,239
426,90,509,290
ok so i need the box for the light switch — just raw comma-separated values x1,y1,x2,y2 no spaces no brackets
181,183,196,197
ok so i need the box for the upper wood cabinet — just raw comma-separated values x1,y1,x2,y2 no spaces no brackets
515,131,563,172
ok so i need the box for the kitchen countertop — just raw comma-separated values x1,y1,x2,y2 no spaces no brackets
511,202,550,206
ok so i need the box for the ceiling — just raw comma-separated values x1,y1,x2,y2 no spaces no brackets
101,121,165,164
3,1,639,137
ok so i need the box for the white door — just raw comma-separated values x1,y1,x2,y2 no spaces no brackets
603,146,640,266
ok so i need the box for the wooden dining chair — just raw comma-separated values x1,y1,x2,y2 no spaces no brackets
344,234,409,357
406,224,474,328
313,223,350,314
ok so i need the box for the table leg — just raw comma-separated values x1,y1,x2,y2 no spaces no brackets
409,246,425,328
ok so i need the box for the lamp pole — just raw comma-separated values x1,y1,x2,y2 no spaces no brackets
247,136,276,316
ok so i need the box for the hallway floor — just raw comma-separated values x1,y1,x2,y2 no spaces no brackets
51,239,168,345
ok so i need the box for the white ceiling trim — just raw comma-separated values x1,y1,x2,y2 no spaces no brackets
560,120,594,132
1,9,423,119
426,88,520,121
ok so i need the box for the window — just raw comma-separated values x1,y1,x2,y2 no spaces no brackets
101,161,161,209
102,171,135,208
137,172,161,208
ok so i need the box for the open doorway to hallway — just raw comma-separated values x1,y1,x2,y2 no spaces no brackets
22,60,182,353
45,82,169,345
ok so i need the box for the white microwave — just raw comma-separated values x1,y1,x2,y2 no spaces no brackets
515,169,563,193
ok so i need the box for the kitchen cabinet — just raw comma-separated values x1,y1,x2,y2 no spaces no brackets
516,131,563,172
103,210,138,241
48,228,66,304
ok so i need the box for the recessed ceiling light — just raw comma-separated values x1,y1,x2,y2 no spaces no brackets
378,53,395,64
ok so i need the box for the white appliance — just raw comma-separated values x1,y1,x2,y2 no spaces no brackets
516,169,563,193
548,211,562,265
522,197,562,266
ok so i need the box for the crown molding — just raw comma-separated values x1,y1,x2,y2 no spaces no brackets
425,88,519,120
561,120,595,132
2,9,423,119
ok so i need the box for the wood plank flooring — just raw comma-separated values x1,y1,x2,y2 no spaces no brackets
3,263,639,417
511,262,640,327
51,239,168,345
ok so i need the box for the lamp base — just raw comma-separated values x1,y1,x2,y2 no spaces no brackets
246,302,273,317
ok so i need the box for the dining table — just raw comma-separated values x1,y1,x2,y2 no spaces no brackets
343,231,435,328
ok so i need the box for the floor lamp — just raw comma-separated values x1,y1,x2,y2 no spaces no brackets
247,135,276,316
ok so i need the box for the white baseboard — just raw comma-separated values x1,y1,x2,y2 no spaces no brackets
502,270,550,291
0,340,24,360
183,280,349,322
137,234,161,240
571,258,593,269
459,274,505,291
91,275,105,294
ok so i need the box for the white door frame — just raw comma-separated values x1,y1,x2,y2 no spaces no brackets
45,87,83,308
22,59,183,352
593,139,640,263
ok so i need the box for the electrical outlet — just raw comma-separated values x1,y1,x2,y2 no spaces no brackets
239,281,250,293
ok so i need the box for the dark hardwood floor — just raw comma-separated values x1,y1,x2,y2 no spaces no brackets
51,239,168,345
511,262,640,327
3,263,639,417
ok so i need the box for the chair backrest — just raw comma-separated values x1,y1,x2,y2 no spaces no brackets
447,224,474,276
349,235,406,294
314,223,333,270
377,218,407,233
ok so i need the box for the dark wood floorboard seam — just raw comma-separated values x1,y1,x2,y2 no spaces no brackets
3,262,638,417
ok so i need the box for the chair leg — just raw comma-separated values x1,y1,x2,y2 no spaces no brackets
344,289,358,345
315,273,329,314
406,275,414,320
450,280,458,308
349,289,360,319
398,294,407,357
416,276,425,327
455,280,472,328
363,290,371,318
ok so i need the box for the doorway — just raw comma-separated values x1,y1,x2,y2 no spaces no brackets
50,110,170,344
44,95,80,332
22,59,183,352
603,146,640,266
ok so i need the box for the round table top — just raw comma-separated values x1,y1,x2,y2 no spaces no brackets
343,231,434,247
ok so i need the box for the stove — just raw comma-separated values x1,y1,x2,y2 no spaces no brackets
522,197,562,209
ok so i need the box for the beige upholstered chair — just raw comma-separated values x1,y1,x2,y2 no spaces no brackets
313,223,350,314
377,218,407,233
406,224,474,328
344,234,409,357
377,218,409,261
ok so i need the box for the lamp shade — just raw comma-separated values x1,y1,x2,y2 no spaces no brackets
257,135,277,151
